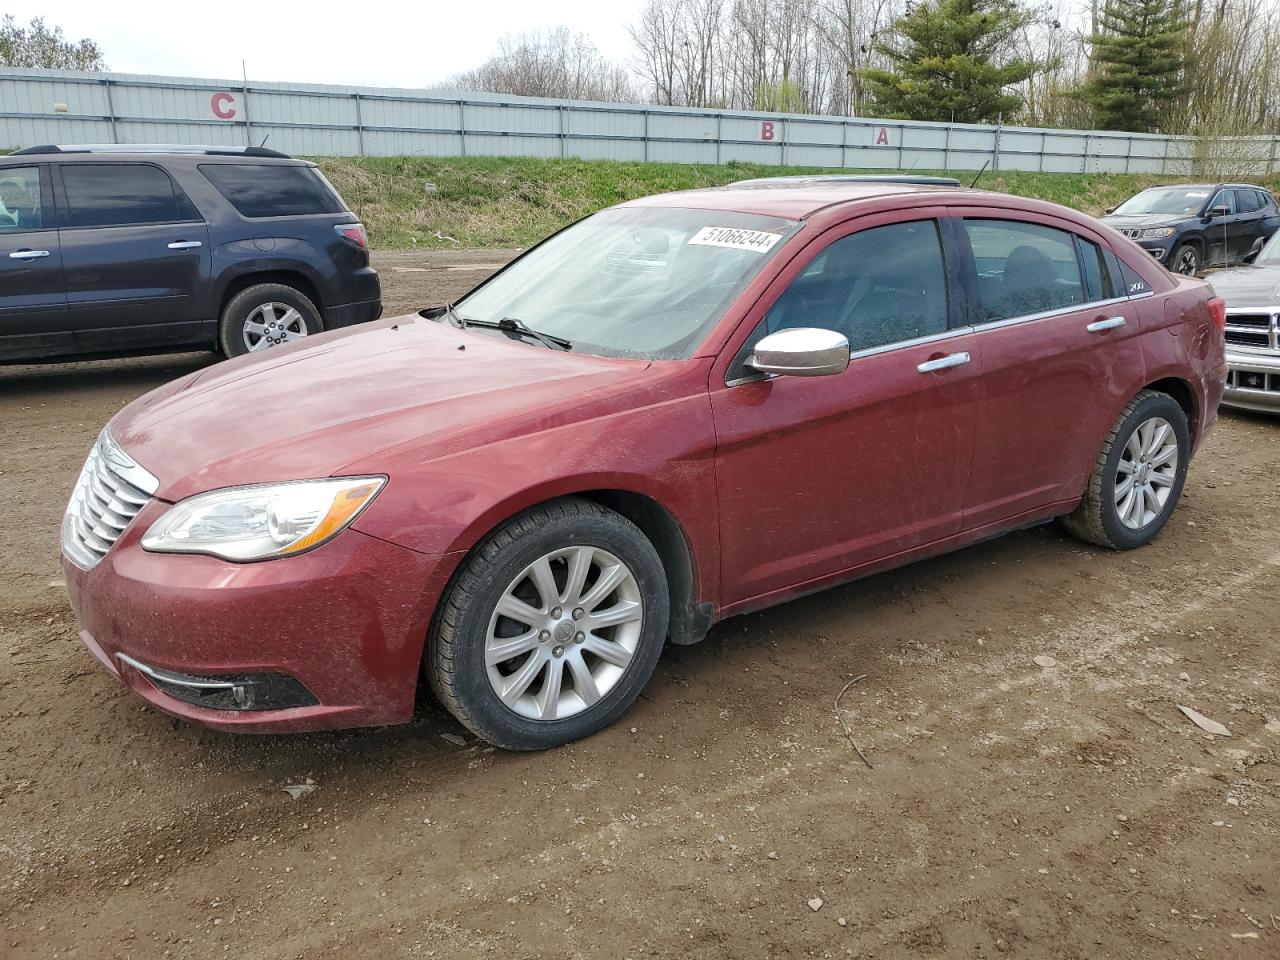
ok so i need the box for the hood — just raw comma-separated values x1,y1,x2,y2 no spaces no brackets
1101,213,1183,230
1205,265,1280,308
109,315,653,502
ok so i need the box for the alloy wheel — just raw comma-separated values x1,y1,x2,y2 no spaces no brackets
1175,248,1199,275
485,546,643,721
243,302,309,352
1114,416,1179,530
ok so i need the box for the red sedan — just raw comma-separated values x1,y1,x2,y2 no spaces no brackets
61,176,1227,750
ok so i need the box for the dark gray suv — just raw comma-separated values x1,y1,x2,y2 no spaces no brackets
0,144,381,363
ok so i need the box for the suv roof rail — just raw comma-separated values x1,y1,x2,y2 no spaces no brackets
728,174,963,188
10,143,292,159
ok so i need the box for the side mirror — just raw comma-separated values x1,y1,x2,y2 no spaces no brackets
749,327,850,378
1206,204,1230,219
1243,237,1264,263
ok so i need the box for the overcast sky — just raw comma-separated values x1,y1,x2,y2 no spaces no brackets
34,1,644,88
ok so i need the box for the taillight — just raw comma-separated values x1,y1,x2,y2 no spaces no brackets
334,223,368,248
1207,296,1226,333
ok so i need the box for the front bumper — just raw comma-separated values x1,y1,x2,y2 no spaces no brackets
1223,349,1280,413
1136,239,1175,263
62,500,454,733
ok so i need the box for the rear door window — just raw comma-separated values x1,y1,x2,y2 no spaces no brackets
0,166,45,231
60,163,199,228
963,220,1086,321
200,163,344,218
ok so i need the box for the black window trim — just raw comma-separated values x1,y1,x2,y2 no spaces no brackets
0,161,56,234
53,160,204,230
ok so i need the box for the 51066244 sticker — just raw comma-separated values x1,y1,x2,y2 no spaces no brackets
687,226,784,253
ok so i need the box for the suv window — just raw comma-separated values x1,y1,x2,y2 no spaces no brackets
764,220,949,352
1258,190,1275,210
200,163,344,218
1234,189,1260,213
964,220,1085,321
61,163,199,228
0,166,44,231
1209,190,1237,215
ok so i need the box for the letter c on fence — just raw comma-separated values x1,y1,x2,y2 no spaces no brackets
760,121,775,142
211,92,237,120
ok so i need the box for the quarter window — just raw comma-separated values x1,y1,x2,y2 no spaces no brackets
0,166,44,231
963,220,1086,321
764,219,949,352
200,163,345,218
61,163,199,228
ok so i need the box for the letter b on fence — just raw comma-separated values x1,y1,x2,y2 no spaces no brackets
760,121,775,142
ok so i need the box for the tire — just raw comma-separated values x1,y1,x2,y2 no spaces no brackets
1062,390,1190,550
1170,243,1200,276
427,498,670,750
218,283,322,358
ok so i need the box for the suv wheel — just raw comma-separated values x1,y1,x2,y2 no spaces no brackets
1171,243,1200,275
427,498,669,750
219,283,322,358
1063,390,1190,550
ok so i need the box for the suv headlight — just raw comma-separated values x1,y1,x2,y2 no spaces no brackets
1139,227,1176,240
142,477,385,561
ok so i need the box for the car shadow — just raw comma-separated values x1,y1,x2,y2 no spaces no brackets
0,352,218,399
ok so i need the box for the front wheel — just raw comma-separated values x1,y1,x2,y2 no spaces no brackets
1063,390,1190,550
427,498,669,750
1170,243,1200,276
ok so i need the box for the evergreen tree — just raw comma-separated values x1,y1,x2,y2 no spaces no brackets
859,0,1043,124
1083,0,1189,133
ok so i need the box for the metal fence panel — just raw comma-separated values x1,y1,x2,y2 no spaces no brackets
3,66,1277,178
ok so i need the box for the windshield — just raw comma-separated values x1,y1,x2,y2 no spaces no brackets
1255,230,1280,266
453,207,800,360
1113,188,1212,217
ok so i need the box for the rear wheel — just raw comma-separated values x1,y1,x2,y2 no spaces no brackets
427,498,669,750
1171,243,1200,275
219,283,322,358
1063,390,1189,550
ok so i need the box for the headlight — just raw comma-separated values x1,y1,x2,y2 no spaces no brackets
1139,227,1176,240
142,477,385,561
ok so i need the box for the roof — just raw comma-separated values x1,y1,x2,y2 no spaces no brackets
621,179,972,220
1138,182,1268,191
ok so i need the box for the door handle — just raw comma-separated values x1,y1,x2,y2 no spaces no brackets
1086,316,1126,333
8,249,50,260
167,240,202,250
917,351,970,373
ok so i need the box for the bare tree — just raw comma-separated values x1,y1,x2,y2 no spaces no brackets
452,28,636,102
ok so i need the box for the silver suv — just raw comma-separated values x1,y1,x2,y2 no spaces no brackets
1210,231,1280,413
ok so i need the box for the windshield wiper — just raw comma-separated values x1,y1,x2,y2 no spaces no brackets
451,310,571,351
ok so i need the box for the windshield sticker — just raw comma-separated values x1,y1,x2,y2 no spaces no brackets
688,226,783,253
1185,191,1209,198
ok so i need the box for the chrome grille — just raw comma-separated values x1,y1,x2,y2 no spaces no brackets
61,430,159,569
1119,228,1143,239
1224,308,1280,351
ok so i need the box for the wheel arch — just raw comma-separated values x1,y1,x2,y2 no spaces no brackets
1141,376,1198,445
217,270,326,325
426,486,713,666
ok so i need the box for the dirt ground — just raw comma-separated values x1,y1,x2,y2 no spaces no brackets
2,250,1278,960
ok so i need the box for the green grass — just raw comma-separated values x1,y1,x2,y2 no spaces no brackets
308,155,1280,250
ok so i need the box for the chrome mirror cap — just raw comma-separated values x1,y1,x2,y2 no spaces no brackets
749,327,850,377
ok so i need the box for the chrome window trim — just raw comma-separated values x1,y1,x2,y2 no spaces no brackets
968,294,1137,334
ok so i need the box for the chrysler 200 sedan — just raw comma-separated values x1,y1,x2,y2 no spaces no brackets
61,177,1227,750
